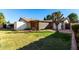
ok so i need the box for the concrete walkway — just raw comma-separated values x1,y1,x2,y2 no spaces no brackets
59,30,72,33
59,30,77,50
71,31,77,50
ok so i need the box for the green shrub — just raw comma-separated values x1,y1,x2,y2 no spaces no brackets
24,28,31,30
71,24,79,32
77,33,79,39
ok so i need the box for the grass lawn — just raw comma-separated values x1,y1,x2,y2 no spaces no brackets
0,30,71,50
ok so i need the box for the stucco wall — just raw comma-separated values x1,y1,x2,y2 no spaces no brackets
0,25,3,29
39,22,49,30
58,23,62,30
14,21,30,30
53,23,62,30
53,23,56,30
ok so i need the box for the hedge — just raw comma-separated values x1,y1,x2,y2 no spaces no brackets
71,24,79,33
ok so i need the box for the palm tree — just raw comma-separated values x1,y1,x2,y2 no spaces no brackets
52,11,64,32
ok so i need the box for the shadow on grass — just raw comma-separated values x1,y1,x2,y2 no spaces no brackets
18,32,71,50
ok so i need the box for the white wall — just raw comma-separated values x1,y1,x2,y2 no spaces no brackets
64,20,69,23
53,23,62,30
39,22,49,30
53,23,56,30
14,21,29,30
58,23,62,30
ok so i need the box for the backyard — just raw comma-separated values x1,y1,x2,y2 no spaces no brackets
0,30,71,50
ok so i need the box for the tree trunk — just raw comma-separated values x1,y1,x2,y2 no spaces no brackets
56,24,59,32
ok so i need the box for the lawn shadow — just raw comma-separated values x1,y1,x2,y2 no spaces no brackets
18,32,71,50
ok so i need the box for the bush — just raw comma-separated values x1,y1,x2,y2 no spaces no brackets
24,27,31,30
72,24,79,49
71,24,79,32
77,33,79,39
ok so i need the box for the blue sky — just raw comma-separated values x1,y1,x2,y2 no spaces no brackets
0,9,79,23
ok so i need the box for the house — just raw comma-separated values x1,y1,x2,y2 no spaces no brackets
14,17,53,30
14,17,70,30
14,18,31,30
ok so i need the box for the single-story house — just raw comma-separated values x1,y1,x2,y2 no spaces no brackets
14,17,70,30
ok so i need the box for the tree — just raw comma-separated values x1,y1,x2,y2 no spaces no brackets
43,11,64,32
46,15,52,20
0,13,6,25
52,11,64,32
44,17,47,20
44,15,52,20
7,21,10,25
68,13,79,45
68,13,78,23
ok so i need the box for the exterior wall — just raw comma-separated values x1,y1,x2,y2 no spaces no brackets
53,23,56,30
39,22,49,30
64,20,69,23
62,23,65,30
14,21,30,30
0,25,3,29
58,23,62,30
14,18,71,30
53,23,62,30
27,22,31,29
30,21,39,30
64,23,70,29
46,22,53,29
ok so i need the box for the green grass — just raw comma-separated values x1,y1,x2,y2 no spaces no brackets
0,30,71,50
19,32,71,50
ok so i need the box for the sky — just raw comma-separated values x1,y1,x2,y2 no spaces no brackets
0,9,79,23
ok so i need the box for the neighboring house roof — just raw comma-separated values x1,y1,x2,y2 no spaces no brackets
63,18,70,23
64,20,69,23
19,17,33,22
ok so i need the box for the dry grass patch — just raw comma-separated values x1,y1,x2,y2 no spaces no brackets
0,30,53,50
